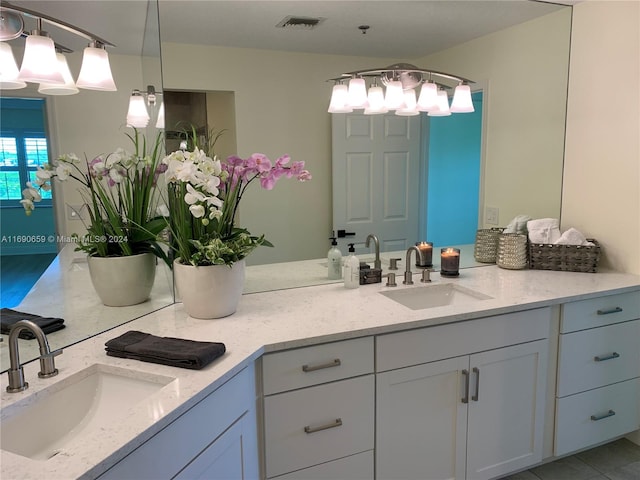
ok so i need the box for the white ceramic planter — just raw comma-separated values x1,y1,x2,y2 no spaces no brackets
87,252,156,307
174,259,245,319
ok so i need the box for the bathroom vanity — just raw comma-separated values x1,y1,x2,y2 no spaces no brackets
1,265,639,479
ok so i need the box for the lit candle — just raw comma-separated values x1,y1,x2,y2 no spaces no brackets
415,241,433,267
440,247,461,276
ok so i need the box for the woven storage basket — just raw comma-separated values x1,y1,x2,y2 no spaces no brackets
528,239,601,273
474,228,504,263
496,233,528,270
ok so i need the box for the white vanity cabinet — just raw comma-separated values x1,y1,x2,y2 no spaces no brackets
554,291,640,456
376,308,551,480
260,337,375,479
97,365,259,480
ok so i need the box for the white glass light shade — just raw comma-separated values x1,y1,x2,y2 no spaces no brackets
417,81,438,112
328,84,352,113
450,84,475,113
384,80,405,110
126,93,150,128
0,42,26,89
364,85,388,114
347,77,368,109
38,53,79,95
76,46,117,91
396,89,419,116
155,101,165,129
18,34,64,84
428,90,452,117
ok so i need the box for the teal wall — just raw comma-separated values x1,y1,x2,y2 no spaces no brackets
1,97,57,255
426,92,483,247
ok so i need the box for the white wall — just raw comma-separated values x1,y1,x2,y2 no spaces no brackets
562,1,640,274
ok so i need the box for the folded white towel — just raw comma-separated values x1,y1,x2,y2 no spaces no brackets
527,218,561,244
554,227,595,246
503,215,532,234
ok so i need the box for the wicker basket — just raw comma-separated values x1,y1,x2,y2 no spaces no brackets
529,239,601,273
474,228,504,263
496,233,528,270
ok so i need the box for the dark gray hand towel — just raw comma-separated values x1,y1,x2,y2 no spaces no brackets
0,308,66,339
105,330,226,370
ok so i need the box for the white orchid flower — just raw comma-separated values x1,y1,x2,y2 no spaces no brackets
109,166,125,184
184,184,205,205
22,182,42,202
189,204,205,218
56,163,73,181
20,198,34,215
35,167,52,181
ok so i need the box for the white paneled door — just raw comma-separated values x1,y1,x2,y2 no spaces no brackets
331,113,421,255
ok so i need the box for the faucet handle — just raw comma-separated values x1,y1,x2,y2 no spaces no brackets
421,269,433,283
384,272,397,287
389,258,401,270
38,348,62,378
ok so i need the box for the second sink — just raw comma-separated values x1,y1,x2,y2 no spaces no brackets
380,283,492,310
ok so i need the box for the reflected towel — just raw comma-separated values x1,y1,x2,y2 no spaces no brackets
105,330,226,370
555,228,595,246
527,218,561,244
503,215,532,234
0,308,65,339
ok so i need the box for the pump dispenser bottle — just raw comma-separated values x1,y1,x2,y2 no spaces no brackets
328,237,342,280
344,243,360,289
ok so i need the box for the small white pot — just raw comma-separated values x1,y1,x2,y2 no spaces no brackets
173,259,245,319
87,252,156,307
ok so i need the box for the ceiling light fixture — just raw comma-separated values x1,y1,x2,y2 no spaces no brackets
328,63,475,116
0,2,117,95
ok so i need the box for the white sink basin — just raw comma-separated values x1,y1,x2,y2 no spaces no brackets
1,364,175,461
380,283,492,310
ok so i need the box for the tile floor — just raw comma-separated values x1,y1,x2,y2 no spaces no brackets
501,438,640,480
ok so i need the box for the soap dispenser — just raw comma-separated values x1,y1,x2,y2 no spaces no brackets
344,243,360,289
328,236,342,280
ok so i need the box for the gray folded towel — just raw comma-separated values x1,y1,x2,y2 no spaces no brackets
0,308,66,339
105,330,226,370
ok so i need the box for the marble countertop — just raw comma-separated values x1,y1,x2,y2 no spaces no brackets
1,266,639,479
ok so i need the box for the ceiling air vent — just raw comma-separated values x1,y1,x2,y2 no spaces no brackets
276,16,326,30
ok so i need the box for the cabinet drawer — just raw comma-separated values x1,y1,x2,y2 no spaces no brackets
561,291,640,333
263,375,374,478
377,308,551,372
275,450,374,479
555,378,640,456
557,320,640,396
262,337,373,395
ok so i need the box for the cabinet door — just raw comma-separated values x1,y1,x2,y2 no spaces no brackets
376,356,468,480
466,340,547,480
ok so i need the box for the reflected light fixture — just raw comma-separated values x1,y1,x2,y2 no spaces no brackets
0,2,117,95
126,85,163,129
329,63,474,117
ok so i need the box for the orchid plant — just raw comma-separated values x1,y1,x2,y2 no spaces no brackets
163,131,312,267
20,130,169,263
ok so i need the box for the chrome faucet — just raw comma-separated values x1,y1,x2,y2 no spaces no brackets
365,234,381,270
6,320,62,393
403,245,421,285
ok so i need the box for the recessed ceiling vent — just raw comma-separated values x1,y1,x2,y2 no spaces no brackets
276,16,326,30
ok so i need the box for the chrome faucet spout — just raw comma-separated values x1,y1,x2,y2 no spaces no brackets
365,234,381,270
404,246,421,285
6,320,61,393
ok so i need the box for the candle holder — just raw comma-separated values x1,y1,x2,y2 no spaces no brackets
440,247,461,277
415,241,433,268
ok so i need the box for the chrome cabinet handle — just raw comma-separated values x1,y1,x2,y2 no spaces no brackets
594,352,620,362
461,369,469,404
304,418,343,434
302,358,341,373
472,367,480,402
597,307,623,315
590,410,616,421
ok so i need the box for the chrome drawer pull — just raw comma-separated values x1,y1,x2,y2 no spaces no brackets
590,409,616,421
594,352,620,362
461,369,469,404
302,358,341,373
304,418,343,434
597,307,623,315
472,367,480,402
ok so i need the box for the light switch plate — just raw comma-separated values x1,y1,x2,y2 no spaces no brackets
486,206,499,225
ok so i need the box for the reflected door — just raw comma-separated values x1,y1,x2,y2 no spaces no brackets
331,114,421,256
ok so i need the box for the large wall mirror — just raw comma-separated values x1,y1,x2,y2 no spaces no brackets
0,0,167,371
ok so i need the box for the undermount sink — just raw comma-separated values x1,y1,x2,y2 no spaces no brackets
1,364,175,461
380,283,492,310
